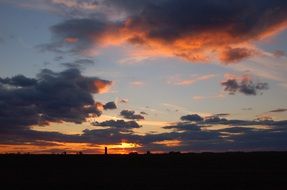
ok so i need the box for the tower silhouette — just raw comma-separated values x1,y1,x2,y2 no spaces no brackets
105,147,108,155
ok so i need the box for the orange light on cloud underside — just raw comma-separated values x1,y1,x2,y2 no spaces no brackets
95,102,104,112
153,140,182,147
94,80,112,94
82,18,287,63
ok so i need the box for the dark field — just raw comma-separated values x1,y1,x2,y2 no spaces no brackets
1,152,287,189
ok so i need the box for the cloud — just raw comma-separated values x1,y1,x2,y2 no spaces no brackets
212,113,230,117
192,94,225,101
120,110,145,120
220,47,256,64
0,75,37,87
61,59,95,69
1,110,287,152
180,114,203,122
167,74,217,86
273,50,286,57
50,0,97,10
117,98,128,104
140,111,148,115
43,0,287,63
93,119,142,129
103,101,117,110
269,108,287,113
0,68,111,131
38,18,113,54
163,122,201,131
221,74,269,95
130,81,144,87
242,107,253,111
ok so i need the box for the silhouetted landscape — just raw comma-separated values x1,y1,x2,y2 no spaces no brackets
1,152,287,189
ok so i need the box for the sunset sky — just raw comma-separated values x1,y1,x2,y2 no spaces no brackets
0,0,287,154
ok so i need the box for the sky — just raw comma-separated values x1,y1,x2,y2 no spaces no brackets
0,0,287,154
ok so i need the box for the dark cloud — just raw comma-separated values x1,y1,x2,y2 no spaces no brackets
93,119,142,129
46,0,287,63
201,116,286,127
163,122,201,131
118,98,128,104
269,108,287,113
177,113,287,128
0,68,111,132
140,111,148,115
61,59,95,69
0,75,37,87
1,110,287,152
204,116,228,124
273,50,286,57
103,101,117,110
220,47,255,64
221,75,269,95
120,110,145,120
180,114,203,122
213,113,230,117
44,18,109,54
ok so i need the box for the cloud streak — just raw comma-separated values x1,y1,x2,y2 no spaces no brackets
168,74,216,86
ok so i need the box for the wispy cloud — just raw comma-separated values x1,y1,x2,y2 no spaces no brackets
167,74,217,86
130,80,144,87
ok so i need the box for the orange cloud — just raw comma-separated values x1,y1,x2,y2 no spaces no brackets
153,140,181,147
48,1,287,64
93,80,112,94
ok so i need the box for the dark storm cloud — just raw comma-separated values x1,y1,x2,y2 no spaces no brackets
61,59,95,69
93,119,142,129
103,101,117,110
120,110,145,120
269,108,287,113
0,68,111,131
221,76,269,95
46,0,287,63
180,114,203,122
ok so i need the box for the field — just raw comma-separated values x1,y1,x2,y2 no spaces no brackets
1,152,287,189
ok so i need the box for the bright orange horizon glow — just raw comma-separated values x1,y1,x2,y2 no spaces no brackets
0,141,142,155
